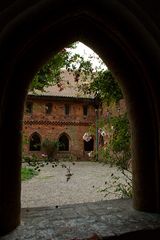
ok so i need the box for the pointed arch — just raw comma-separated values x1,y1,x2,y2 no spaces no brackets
58,133,70,151
29,132,41,151
1,0,160,235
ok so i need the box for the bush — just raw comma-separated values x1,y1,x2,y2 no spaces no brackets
100,113,132,198
104,113,131,170
41,138,59,161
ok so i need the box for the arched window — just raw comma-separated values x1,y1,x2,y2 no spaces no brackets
64,104,70,115
25,101,33,114
45,102,52,114
83,105,88,116
59,134,69,151
29,132,41,151
84,137,94,151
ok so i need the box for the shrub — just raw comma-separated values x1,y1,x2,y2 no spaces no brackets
101,113,132,197
104,113,131,170
41,138,59,161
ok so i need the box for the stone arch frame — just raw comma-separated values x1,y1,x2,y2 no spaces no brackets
58,132,70,151
0,0,160,235
29,132,42,151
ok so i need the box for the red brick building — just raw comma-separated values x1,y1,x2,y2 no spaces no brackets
23,71,100,160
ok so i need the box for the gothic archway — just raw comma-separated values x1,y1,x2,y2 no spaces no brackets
1,0,160,235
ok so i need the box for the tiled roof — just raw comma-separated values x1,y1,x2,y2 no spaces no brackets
28,70,94,99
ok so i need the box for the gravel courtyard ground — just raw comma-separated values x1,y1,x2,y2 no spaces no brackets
21,161,131,208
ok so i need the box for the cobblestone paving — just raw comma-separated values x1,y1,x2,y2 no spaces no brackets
21,161,129,208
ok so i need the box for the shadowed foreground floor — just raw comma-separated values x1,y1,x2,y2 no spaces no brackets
1,199,160,239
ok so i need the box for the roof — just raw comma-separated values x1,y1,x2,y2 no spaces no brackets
28,70,94,99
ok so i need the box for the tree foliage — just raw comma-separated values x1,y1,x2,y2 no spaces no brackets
89,70,123,104
29,42,95,93
30,44,75,92
109,113,130,153
29,41,123,107
104,113,131,170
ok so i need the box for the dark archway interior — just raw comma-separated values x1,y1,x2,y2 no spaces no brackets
59,134,69,151
29,132,41,151
1,0,160,236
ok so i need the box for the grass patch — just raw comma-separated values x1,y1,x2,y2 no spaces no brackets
21,167,38,181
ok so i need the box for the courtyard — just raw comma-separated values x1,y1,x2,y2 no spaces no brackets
3,162,160,240
21,161,131,208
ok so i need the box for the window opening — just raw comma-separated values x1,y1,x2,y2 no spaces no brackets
83,105,88,116
65,104,70,115
26,102,33,114
45,103,52,114
29,132,41,151
59,134,69,151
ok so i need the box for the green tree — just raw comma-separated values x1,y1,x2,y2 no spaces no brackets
29,42,96,92
29,40,122,108
89,70,123,104
30,44,75,92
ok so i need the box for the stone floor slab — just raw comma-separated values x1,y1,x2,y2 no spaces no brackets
1,199,160,239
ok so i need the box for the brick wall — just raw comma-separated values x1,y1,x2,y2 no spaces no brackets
23,96,97,160
22,95,127,161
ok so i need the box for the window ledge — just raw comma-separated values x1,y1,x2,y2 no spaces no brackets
2,199,160,239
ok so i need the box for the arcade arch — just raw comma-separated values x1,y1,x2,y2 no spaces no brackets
0,0,160,235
